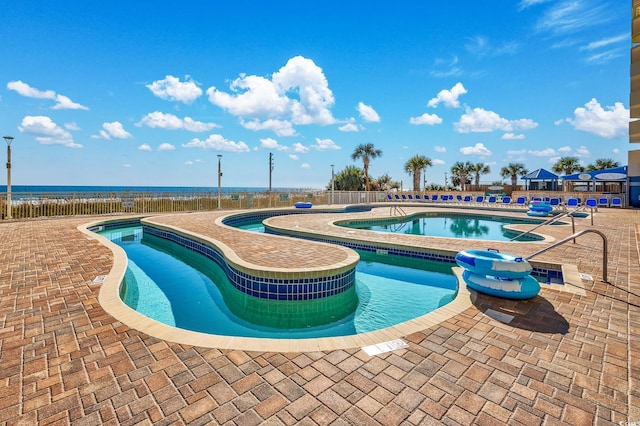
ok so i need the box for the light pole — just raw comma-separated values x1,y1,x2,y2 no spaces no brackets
217,154,222,209
330,164,335,204
3,136,14,220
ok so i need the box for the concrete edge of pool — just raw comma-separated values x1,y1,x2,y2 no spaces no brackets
81,210,585,353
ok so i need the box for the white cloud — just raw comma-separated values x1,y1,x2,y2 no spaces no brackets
434,146,446,153
507,149,527,156
182,134,250,152
534,0,610,36
241,119,296,137
575,145,590,157
312,138,340,151
410,113,443,125
93,121,133,140
427,82,467,108
460,142,492,156
432,159,445,165
502,133,525,140
122,164,132,168
158,143,175,151
207,56,336,134
454,107,538,133
18,115,81,148
357,102,380,122
260,137,289,151
613,148,619,154
185,160,194,166
289,154,299,160
138,144,152,152
7,80,88,110
300,163,311,169
558,146,572,153
528,148,556,156
581,34,627,51
137,111,219,132
65,122,80,131
338,121,362,132
564,98,628,138
292,143,309,153
146,75,202,104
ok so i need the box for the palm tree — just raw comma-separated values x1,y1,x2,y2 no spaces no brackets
351,143,382,191
404,155,433,191
586,158,620,171
451,161,473,191
333,166,364,191
552,156,584,175
500,163,528,191
470,163,491,190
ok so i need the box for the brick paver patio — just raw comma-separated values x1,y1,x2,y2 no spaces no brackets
0,205,638,424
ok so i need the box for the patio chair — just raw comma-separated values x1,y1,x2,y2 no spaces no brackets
585,198,597,209
500,196,511,206
566,198,579,208
474,195,484,204
514,196,527,207
487,195,497,205
431,194,439,202
462,195,472,203
394,194,401,201
401,194,408,201
414,194,422,201
610,197,622,207
549,198,560,207
407,194,414,201
386,194,393,201
597,197,609,208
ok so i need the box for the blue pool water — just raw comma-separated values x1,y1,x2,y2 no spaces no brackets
337,213,551,241
102,226,457,339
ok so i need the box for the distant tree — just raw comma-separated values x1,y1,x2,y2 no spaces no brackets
351,143,382,191
470,163,491,189
404,155,433,191
586,158,620,171
375,173,399,191
451,161,474,191
500,163,528,191
552,156,584,175
333,166,364,191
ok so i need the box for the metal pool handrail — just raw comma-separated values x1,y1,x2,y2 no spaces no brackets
510,206,585,242
525,229,608,283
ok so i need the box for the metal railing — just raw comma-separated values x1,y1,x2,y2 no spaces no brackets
525,229,608,283
509,206,588,242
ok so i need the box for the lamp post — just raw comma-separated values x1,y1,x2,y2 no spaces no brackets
3,136,14,220
217,154,222,209
331,164,335,204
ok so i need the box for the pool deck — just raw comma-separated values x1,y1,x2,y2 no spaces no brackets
1,204,639,424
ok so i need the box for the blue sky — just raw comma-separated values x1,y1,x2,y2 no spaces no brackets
0,0,630,189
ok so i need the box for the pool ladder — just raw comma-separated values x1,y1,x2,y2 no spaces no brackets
525,229,608,283
390,205,407,217
510,205,588,242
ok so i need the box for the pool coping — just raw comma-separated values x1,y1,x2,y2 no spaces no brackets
82,207,586,352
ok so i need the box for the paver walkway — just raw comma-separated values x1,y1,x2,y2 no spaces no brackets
0,205,639,424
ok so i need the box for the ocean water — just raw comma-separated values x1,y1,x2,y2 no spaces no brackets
0,185,315,195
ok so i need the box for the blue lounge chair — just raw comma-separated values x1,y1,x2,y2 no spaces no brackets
549,198,560,207
431,194,439,202
394,194,401,201
611,197,622,207
386,194,393,201
407,194,414,200
597,197,609,208
414,194,422,201
500,196,511,206
401,194,408,201
462,195,472,203
585,198,597,209
566,198,579,208
487,195,497,205
514,196,527,207
474,195,484,204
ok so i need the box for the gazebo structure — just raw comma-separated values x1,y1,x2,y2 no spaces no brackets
561,166,627,194
522,168,559,191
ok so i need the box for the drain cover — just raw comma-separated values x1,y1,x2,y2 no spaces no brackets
362,339,409,356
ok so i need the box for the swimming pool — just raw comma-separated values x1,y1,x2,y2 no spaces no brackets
102,225,457,339
336,212,553,241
